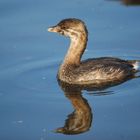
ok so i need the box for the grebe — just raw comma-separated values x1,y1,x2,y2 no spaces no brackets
48,18,139,84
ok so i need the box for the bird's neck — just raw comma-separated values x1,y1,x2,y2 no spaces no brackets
63,32,88,66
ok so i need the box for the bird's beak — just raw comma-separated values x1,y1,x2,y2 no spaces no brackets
48,25,60,33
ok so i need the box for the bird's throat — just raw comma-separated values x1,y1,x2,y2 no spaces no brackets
63,34,87,65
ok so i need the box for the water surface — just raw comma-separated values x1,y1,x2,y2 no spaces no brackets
0,0,140,140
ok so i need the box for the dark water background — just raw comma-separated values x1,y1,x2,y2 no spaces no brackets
0,0,140,140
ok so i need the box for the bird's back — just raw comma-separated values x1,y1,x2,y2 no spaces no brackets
73,57,137,83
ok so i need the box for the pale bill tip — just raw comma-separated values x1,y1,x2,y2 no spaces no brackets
48,27,53,32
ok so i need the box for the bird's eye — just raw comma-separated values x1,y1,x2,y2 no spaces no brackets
62,26,66,30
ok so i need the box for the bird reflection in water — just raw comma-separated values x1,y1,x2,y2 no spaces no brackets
55,87,92,135
54,75,137,135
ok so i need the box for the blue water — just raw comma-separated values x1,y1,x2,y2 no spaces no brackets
0,0,140,140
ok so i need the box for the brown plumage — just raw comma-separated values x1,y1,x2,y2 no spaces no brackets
48,18,139,85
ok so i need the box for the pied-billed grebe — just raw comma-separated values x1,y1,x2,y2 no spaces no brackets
48,18,139,84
